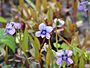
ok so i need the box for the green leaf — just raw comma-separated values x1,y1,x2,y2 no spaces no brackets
66,17,72,30
64,27,70,38
29,35,40,61
77,13,82,20
71,32,79,47
72,55,79,64
66,17,76,36
47,8,53,22
0,28,5,36
52,50,56,56
19,0,24,8
34,37,40,50
0,29,16,53
61,43,69,50
46,50,52,65
86,52,90,61
0,16,7,23
36,0,41,11
79,57,84,68
25,0,36,10
53,43,61,48
21,29,28,52
42,0,48,11
71,46,81,56
56,2,62,11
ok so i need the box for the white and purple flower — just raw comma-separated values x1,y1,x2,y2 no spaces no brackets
35,23,53,39
56,50,73,66
53,18,65,28
5,22,21,35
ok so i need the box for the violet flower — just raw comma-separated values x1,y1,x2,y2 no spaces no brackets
5,22,21,35
56,50,73,66
11,22,21,29
35,23,53,39
53,18,65,28
78,1,88,11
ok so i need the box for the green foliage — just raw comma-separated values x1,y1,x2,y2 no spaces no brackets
25,0,36,10
79,57,84,68
0,29,16,53
0,16,7,23
61,43,69,50
42,0,48,11
46,49,53,65
47,8,53,22
86,52,90,61
71,45,81,56
72,55,79,65
21,29,28,52
77,13,82,21
53,43,61,49
56,1,62,11
0,0,90,67
29,35,40,61
36,0,41,11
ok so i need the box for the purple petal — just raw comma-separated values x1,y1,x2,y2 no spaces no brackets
80,1,88,5
6,28,16,35
82,12,87,17
84,8,88,12
56,51,64,57
35,31,41,37
39,23,46,30
65,50,72,57
14,23,21,29
46,26,53,33
56,58,62,65
46,33,50,39
11,22,21,29
66,58,73,65
78,5,85,11
6,23,12,28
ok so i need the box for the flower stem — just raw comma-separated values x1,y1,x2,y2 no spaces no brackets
39,38,46,68
57,34,70,45
5,46,8,64
40,38,46,50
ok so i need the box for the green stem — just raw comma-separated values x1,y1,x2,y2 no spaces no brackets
88,10,90,24
49,39,52,49
57,34,70,46
47,39,51,68
5,46,8,64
